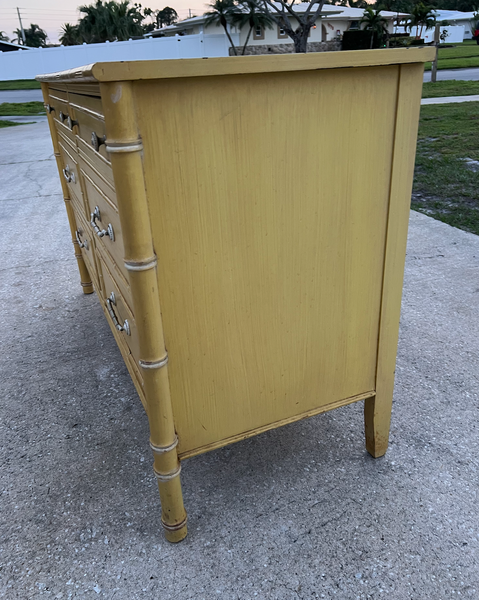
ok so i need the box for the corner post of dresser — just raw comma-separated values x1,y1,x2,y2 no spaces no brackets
41,82,93,294
100,80,187,542
365,63,424,458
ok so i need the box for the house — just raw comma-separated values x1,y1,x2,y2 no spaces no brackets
147,3,404,49
433,10,478,39
0,40,31,52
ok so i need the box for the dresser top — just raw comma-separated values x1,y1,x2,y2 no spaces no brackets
36,47,435,83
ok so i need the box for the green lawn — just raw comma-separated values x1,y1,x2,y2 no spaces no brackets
0,79,41,90
425,39,479,70
422,79,479,98
412,101,479,235
0,120,34,128
0,101,45,116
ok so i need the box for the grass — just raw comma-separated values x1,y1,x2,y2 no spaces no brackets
0,120,34,128
425,39,479,70
0,101,44,116
0,79,41,90
412,101,479,235
422,79,479,98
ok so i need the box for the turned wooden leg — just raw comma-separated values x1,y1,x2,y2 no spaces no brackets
364,394,392,458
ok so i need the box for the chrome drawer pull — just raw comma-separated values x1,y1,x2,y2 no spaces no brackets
75,229,89,250
90,206,115,241
106,292,130,335
58,111,68,123
91,131,106,152
45,103,55,114
67,115,79,131
62,164,76,184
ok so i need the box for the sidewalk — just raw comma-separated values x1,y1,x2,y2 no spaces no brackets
1,122,478,599
421,94,479,105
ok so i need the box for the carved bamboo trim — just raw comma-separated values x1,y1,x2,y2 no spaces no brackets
124,256,158,271
139,354,169,370
154,463,181,482
105,140,143,153
150,435,178,454
161,516,188,532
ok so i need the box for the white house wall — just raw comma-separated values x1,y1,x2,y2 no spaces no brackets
0,33,238,81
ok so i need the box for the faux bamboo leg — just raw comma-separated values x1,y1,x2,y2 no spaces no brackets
100,81,187,542
364,395,392,458
41,83,93,295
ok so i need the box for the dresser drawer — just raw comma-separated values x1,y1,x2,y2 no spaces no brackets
81,161,127,283
74,212,101,293
69,93,110,163
58,140,83,204
49,91,77,144
78,141,117,207
99,255,140,366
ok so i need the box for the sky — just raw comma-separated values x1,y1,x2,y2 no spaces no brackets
0,0,206,44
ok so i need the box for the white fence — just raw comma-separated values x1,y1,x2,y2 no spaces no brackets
396,25,465,44
0,33,239,80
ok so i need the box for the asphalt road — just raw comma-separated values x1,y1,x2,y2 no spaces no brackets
0,89,43,103
423,66,479,82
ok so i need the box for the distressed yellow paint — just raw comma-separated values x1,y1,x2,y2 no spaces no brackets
38,49,432,541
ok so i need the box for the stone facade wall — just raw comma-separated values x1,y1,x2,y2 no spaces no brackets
229,41,341,56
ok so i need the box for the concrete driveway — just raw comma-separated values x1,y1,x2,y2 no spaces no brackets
1,121,478,599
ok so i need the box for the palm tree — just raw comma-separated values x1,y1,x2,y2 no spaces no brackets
205,0,238,55
77,0,145,43
14,24,48,47
360,7,388,49
232,1,274,55
408,3,436,40
0,31,10,42
59,23,80,45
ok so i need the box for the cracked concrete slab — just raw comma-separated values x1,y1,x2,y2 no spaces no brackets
1,121,478,599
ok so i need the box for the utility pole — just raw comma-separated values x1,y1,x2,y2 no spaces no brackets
16,7,26,44
189,8,192,18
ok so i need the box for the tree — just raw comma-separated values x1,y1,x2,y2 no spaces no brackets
59,23,81,45
156,6,179,28
76,0,147,43
360,7,388,49
0,31,10,42
232,0,274,55
256,0,327,53
205,0,238,55
14,23,48,47
407,3,436,40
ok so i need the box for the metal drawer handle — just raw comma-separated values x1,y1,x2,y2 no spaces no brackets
66,115,79,131
106,292,130,335
58,111,68,123
62,164,76,184
90,206,115,241
45,103,55,114
91,131,106,152
75,229,89,250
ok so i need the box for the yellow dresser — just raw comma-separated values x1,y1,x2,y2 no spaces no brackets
38,47,434,542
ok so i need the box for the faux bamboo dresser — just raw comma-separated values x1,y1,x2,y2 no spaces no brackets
38,47,434,542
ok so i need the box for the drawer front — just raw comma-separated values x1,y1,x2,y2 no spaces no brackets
69,188,88,229
80,161,128,284
68,93,110,163
78,138,116,195
58,140,83,204
49,91,76,144
99,255,140,366
78,140,117,206
74,212,101,293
